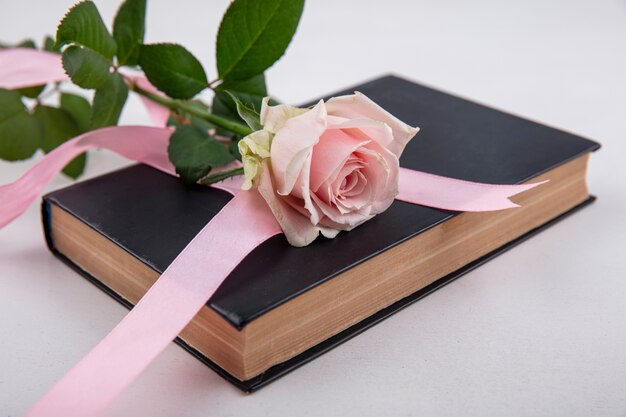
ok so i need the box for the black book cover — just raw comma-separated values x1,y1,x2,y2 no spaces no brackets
42,75,600,391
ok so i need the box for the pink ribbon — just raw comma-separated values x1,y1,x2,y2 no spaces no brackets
0,48,170,126
0,48,67,89
0,48,546,416
27,190,281,416
397,168,547,212
122,71,172,127
0,126,174,229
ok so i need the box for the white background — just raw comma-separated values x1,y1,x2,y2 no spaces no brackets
1,0,626,416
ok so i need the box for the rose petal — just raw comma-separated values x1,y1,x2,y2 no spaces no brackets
326,115,395,150
239,129,272,159
239,129,273,189
310,191,372,227
314,196,374,231
319,227,341,239
309,128,370,192
340,169,367,197
299,151,324,225
358,144,400,213
336,183,372,213
256,160,321,247
271,100,327,196
260,97,309,134
325,92,419,157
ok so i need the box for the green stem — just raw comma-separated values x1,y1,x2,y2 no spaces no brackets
130,84,253,137
200,167,244,185
207,78,221,88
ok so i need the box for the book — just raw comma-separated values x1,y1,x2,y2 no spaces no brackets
41,75,600,392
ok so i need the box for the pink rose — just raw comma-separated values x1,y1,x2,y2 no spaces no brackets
239,92,419,246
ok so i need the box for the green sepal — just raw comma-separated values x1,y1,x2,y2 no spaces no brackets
225,91,262,131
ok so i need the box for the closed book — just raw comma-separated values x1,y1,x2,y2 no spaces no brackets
42,75,599,392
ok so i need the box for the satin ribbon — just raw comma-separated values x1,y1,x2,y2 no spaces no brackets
122,71,172,127
397,168,547,212
0,48,170,127
0,48,67,89
0,126,173,229
26,190,281,416
0,47,546,416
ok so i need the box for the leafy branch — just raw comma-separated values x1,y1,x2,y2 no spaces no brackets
128,83,253,137
0,0,305,184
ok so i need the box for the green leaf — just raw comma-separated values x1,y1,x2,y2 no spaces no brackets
0,89,27,121
0,113,41,161
217,73,267,96
16,39,37,49
61,152,87,178
216,0,304,81
226,91,262,131
138,43,208,99
168,125,235,185
43,35,57,52
60,92,92,132
91,73,128,128
113,0,146,66
211,92,244,136
33,105,80,152
0,89,41,159
62,45,111,89
33,105,86,177
212,91,239,121
17,85,46,99
56,1,116,59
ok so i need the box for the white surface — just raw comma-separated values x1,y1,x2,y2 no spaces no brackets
1,0,625,416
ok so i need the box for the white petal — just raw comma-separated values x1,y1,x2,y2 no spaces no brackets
260,97,310,134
